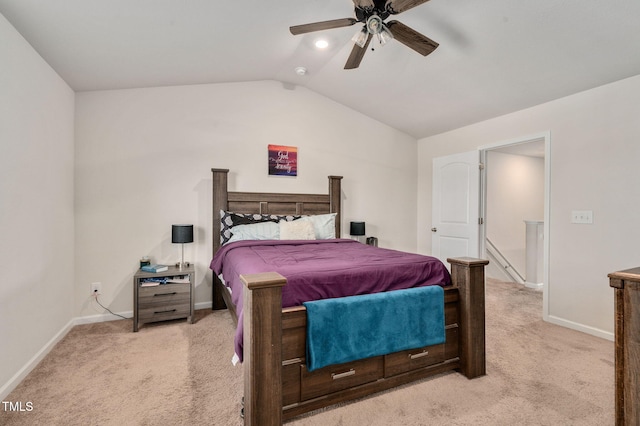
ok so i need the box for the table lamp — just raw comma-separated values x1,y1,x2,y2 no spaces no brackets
172,224,193,270
350,221,365,243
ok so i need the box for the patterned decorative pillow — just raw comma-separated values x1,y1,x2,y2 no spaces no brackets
220,210,302,245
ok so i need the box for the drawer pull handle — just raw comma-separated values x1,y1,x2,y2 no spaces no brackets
154,309,177,314
153,292,177,297
282,358,302,367
409,350,429,360
331,369,355,380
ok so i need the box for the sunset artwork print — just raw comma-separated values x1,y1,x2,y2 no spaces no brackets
268,145,298,176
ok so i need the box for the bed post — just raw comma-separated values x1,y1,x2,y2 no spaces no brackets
212,168,229,310
241,272,287,426
608,267,640,426
328,176,342,237
448,257,489,379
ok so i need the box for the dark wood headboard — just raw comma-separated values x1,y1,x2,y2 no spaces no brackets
211,168,343,257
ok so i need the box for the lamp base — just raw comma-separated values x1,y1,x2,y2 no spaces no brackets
175,261,191,270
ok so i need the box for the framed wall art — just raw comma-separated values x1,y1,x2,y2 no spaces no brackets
268,144,298,177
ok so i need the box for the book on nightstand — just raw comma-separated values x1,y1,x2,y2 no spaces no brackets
141,264,169,273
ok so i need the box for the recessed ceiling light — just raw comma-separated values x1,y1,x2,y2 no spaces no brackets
294,66,307,76
315,39,329,49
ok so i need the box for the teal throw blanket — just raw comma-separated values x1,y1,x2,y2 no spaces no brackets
304,286,445,371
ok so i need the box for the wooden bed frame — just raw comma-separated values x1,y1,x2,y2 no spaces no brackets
211,168,488,425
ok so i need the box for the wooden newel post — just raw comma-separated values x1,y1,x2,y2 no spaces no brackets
448,257,489,379
608,267,640,426
241,272,287,426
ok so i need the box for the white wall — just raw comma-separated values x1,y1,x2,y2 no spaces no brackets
0,14,75,394
486,151,545,277
418,74,640,337
74,81,418,317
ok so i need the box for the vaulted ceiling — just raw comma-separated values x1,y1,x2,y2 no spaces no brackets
2,0,640,139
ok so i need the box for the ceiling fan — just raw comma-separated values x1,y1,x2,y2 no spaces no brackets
290,0,439,69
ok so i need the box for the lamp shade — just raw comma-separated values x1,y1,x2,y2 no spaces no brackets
172,224,194,244
349,221,366,236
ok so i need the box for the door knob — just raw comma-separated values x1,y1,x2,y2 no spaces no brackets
431,228,437,232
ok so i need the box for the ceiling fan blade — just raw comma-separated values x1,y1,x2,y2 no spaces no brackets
290,18,357,35
387,20,438,56
386,0,431,14
344,33,373,69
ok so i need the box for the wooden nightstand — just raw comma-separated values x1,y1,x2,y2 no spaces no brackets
133,265,195,332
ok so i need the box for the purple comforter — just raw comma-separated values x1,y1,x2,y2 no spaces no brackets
209,239,451,362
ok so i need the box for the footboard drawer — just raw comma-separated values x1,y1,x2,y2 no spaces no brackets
384,343,445,377
300,357,383,401
283,363,301,406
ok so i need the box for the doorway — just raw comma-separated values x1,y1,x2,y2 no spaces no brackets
480,132,550,319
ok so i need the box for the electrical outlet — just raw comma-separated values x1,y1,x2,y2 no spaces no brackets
91,282,102,296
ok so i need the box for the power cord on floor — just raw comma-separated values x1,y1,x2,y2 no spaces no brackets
93,293,128,320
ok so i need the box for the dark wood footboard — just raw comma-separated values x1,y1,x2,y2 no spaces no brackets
240,257,488,425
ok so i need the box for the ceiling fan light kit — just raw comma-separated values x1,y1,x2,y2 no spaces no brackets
377,25,394,45
289,0,437,69
366,14,384,34
352,27,369,48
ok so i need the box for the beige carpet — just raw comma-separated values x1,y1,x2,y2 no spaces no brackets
1,280,614,425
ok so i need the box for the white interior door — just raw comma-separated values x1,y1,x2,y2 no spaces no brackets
432,151,481,264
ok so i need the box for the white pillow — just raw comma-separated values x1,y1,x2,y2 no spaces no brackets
280,220,316,240
227,221,279,244
299,213,337,239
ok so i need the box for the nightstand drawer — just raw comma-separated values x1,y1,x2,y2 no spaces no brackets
138,303,191,322
138,283,190,308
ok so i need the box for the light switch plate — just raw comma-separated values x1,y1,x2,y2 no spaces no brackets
571,210,593,224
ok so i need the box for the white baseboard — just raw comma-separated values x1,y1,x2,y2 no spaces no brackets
73,310,133,325
545,314,614,341
195,301,212,310
75,302,213,325
1,302,214,400
0,318,76,401
524,281,543,291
